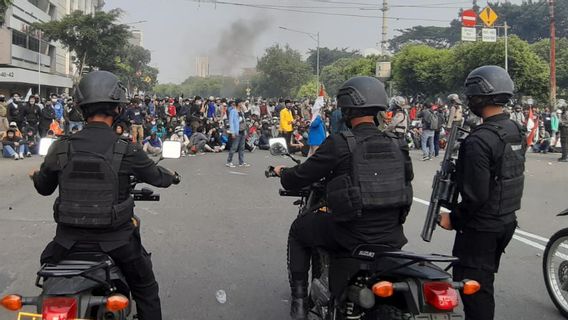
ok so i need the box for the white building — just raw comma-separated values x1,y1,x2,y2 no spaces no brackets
0,0,104,97
196,56,209,78
129,29,143,47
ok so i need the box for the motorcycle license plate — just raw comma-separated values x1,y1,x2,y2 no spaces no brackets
427,314,463,320
17,312,91,320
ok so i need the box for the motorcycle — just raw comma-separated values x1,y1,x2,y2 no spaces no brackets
0,140,182,320
266,138,480,320
543,208,568,318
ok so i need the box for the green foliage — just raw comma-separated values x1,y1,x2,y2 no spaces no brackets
33,9,131,75
391,45,452,97
0,0,13,25
253,44,312,97
531,38,568,93
153,76,247,98
295,78,318,99
391,36,549,101
306,47,361,74
389,26,459,52
115,45,157,93
320,55,381,96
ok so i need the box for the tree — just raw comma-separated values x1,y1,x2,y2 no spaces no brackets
389,26,460,52
33,9,131,78
320,55,381,96
391,45,452,97
306,47,361,74
253,44,312,97
0,0,13,26
449,36,549,100
295,78,318,100
531,38,568,94
115,45,158,93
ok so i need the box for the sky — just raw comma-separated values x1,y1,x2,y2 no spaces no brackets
104,0,523,84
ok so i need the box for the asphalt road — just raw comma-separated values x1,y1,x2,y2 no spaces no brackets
0,148,567,320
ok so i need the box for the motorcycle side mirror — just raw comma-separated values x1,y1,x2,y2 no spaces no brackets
269,138,289,156
161,141,182,159
38,138,57,156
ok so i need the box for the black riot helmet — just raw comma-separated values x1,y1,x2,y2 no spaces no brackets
74,71,129,119
337,77,388,127
464,66,513,117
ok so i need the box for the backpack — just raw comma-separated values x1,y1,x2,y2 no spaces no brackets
326,131,413,222
53,138,133,229
425,110,440,130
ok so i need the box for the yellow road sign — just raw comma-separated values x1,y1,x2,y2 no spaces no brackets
479,6,498,27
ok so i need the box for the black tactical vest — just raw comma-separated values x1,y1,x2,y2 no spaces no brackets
326,131,413,222
474,121,526,217
53,137,134,229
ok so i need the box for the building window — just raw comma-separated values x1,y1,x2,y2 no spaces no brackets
12,30,27,48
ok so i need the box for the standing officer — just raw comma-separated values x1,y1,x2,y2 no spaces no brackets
30,71,180,320
439,65,526,320
273,77,414,320
558,102,568,162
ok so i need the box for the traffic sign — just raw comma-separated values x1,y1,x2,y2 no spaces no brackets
481,28,497,42
461,9,477,27
479,6,498,27
461,27,476,42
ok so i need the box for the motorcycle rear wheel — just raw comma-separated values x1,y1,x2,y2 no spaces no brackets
543,228,568,318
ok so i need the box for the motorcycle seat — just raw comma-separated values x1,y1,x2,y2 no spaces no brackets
351,244,458,263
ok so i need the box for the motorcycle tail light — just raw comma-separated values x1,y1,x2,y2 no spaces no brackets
423,282,459,311
106,294,129,312
0,294,22,311
42,297,78,320
372,281,394,298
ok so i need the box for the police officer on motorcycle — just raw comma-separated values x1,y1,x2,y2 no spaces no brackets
29,71,180,320
273,76,414,320
439,66,526,320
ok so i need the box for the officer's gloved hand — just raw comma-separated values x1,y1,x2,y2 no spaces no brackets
172,172,181,185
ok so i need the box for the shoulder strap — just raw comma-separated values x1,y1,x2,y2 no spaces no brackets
111,139,129,173
341,131,357,153
473,122,507,142
55,138,71,169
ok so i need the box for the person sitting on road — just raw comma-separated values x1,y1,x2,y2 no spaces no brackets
143,132,162,156
170,126,190,156
2,128,27,160
23,127,38,155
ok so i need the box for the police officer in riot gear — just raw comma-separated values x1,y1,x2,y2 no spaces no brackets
447,93,464,126
273,76,413,320
386,96,409,135
30,71,180,320
439,66,526,320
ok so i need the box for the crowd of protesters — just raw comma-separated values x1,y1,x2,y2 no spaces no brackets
0,90,566,162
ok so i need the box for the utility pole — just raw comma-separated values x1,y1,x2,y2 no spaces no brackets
549,0,557,109
380,0,388,55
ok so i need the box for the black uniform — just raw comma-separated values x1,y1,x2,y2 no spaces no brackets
33,122,175,320
281,123,411,283
450,113,524,320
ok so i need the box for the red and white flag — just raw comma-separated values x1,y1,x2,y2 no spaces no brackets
526,107,537,146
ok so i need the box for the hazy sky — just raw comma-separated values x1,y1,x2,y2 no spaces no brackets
104,0,522,83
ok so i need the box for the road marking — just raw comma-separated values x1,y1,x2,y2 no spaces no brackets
412,196,551,251
228,171,248,176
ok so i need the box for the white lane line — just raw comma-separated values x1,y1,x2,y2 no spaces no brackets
512,235,546,251
228,171,248,176
412,196,551,250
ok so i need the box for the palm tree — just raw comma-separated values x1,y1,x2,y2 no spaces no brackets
0,0,13,26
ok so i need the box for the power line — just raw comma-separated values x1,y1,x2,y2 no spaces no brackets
185,0,453,23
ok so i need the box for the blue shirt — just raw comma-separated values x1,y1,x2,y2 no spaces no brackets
229,107,240,135
308,115,326,146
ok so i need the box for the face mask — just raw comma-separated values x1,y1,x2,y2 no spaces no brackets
151,121,156,125
177,132,183,137
51,98,57,103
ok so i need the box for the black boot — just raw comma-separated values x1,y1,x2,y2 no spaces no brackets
290,280,309,320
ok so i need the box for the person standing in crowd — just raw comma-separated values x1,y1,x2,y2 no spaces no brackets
447,94,464,126
280,100,294,147
510,105,525,127
8,92,23,129
39,102,56,137
23,96,41,133
127,100,146,144
206,96,216,120
0,94,8,134
226,101,249,168
307,97,326,157
51,94,64,123
439,65,526,320
386,96,409,135
559,105,568,162
432,105,446,157
418,103,437,161
551,108,561,147
65,101,84,132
